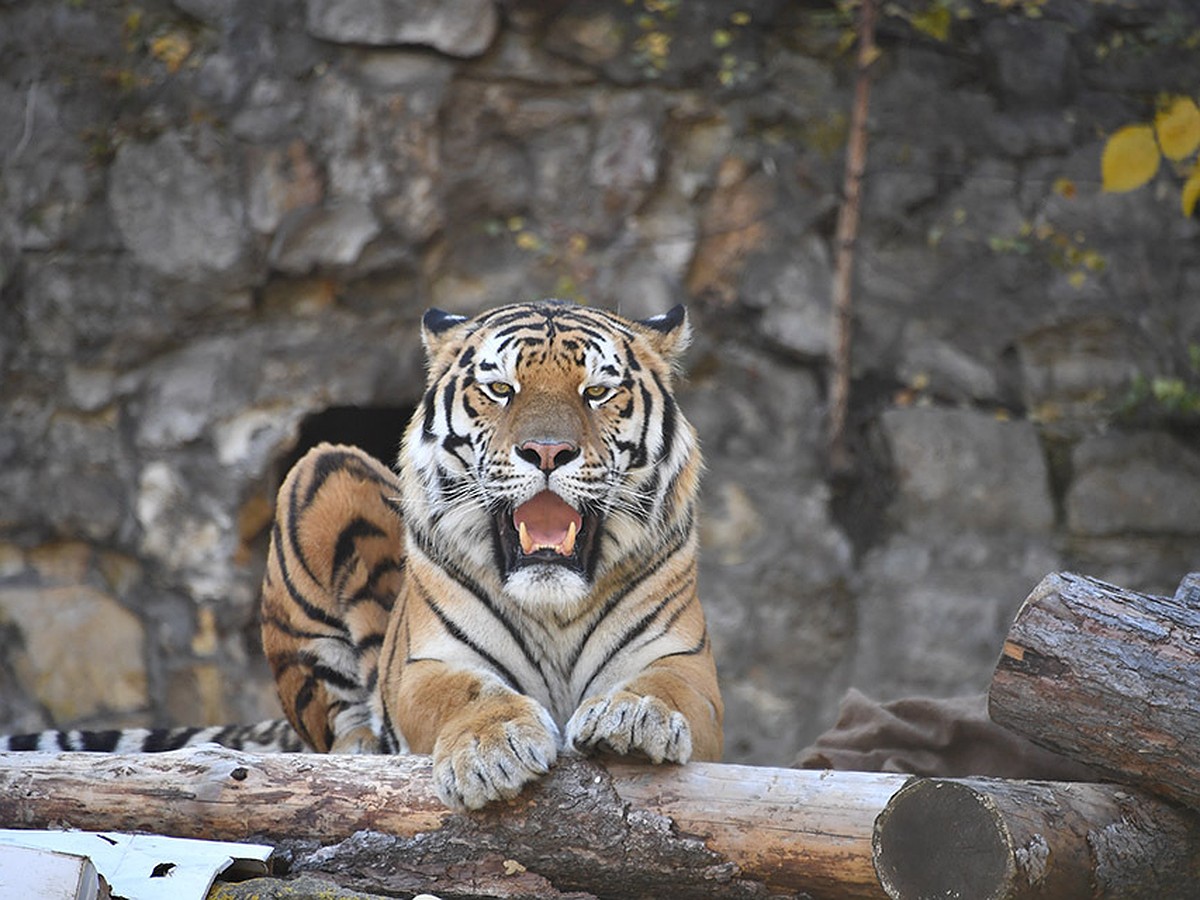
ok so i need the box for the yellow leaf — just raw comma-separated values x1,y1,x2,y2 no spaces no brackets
1183,163,1200,217
1101,124,1160,193
150,32,192,73
1155,96,1200,161
1052,177,1076,199
911,6,952,42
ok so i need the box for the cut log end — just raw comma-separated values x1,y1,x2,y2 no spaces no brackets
872,778,1014,900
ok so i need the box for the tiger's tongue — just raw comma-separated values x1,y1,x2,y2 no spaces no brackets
514,490,582,555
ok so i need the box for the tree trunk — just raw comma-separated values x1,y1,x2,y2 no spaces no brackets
988,571,1200,809
828,0,877,475
873,775,1200,900
0,748,904,899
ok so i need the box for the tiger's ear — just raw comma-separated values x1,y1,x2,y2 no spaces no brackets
636,304,692,364
421,308,470,358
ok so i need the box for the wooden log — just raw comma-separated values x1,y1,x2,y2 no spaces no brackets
0,748,905,899
988,571,1200,809
872,775,1200,900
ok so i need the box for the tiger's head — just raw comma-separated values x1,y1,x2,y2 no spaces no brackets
399,300,699,610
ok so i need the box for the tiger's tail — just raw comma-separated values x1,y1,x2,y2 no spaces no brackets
0,718,307,753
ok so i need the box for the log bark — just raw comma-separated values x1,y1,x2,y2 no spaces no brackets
872,775,1200,900
989,571,1200,809
0,748,905,900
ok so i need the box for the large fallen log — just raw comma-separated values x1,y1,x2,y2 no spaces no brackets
989,571,1200,809
0,748,903,899
4,747,1200,899
872,775,1200,900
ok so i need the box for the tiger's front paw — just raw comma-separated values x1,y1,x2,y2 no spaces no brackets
432,698,560,811
566,691,692,764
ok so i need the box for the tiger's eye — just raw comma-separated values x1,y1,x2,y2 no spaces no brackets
487,381,514,397
583,384,610,401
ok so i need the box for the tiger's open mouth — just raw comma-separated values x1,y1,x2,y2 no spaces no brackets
496,490,599,578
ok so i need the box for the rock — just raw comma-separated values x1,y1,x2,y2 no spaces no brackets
686,157,774,304
306,65,446,242
1016,316,1155,431
133,343,231,450
268,202,381,275
590,92,663,200
986,110,1076,158
40,411,130,543
542,8,625,68
108,131,246,281
1067,432,1200,537
0,544,148,723
687,349,855,763
246,141,325,235
882,407,1055,533
136,460,234,603
980,18,1076,108
64,365,118,412
852,536,1061,699
351,47,457,92
898,321,1000,402
171,0,238,25
230,77,305,141
305,0,498,58
750,236,834,360
214,406,303,474
3,0,1200,773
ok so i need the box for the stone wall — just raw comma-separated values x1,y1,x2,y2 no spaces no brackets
2,0,1198,765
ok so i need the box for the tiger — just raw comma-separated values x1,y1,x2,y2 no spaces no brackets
1,300,723,811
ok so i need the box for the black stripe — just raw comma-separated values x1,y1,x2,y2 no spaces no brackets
423,590,521,692
261,612,341,642
332,517,388,582
408,526,548,695
652,370,677,463
79,729,122,752
441,377,458,433
567,525,690,663
357,632,385,651
292,676,319,741
6,732,40,751
380,704,401,753
651,631,709,661
143,728,201,752
271,521,350,634
579,583,689,699
624,339,643,372
421,386,438,441
288,448,396,592
312,664,361,692
631,382,653,467
345,558,404,608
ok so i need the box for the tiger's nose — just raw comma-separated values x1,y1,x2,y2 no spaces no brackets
516,440,580,472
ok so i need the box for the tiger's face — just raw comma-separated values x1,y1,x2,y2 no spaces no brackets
400,300,698,610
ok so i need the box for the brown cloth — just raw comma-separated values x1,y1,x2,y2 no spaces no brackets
795,689,1101,781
